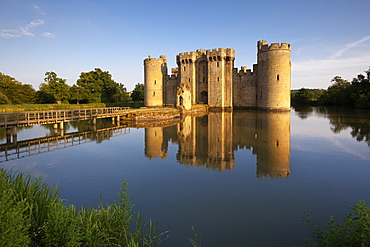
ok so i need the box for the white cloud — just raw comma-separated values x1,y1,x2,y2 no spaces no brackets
27,19,45,28
0,30,21,38
33,4,46,14
331,36,370,59
292,36,370,89
43,32,55,38
0,19,48,39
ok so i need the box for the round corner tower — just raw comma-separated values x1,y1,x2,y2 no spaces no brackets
144,55,168,107
257,40,291,111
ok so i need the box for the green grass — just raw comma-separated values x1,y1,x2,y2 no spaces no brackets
0,169,168,247
0,103,107,112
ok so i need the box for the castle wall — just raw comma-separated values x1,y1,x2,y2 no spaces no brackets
196,50,208,104
144,55,167,107
233,66,257,108
177,52,197,104
207,48,235,109
257,41,291,111
164,74,178,105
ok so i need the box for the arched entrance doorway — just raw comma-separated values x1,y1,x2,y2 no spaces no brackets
200,91,208,104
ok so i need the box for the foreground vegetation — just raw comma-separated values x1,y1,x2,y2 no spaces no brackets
304,201,370,246
292,66,370,108
0,169,168,246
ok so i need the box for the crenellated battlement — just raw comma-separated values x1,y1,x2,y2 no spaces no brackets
176,51,198,64
233,66,253,76
258,40,291,52
144,55,167,64
206,48,235,61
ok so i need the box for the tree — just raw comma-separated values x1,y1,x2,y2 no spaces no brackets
350,68,370,108
112,83,129,102
69,85,87,104
131,83,144,102
0,72,36,104
318,76,351,105
77,68,121,103
292,88,315,105
37,72,70,104
0,91,10,104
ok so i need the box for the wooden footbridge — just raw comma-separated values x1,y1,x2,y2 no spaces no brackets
0,107,131,129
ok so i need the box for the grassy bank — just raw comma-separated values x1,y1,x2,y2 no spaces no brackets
0,169,168,246
0,103,107,113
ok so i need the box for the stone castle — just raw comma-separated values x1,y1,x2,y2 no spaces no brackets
143,40,291,111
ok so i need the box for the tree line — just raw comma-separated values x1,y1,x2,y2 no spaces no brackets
0,69,145,105
292,67,370,108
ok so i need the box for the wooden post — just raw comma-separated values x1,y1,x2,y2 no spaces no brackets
12,126,17,144
6,128,12,144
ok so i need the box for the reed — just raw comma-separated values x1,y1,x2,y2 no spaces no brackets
0,169,168,246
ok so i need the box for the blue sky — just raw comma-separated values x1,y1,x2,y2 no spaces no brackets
1,0,369,91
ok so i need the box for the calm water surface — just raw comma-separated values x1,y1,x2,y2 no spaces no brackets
1,106,369,246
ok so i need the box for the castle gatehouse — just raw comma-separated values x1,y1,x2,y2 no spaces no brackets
143,40,291,111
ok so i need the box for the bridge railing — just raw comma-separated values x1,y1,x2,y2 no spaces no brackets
0,107,131,128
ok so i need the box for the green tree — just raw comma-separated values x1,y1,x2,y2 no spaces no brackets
77,68,122,103
319,76,351,105
0,91,10,104
0,72,36,104
350,68,370,108
131,83,144,102
69,85,87,104
292,88,315,105
37,72,70,104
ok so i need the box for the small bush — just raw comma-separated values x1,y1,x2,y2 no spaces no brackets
304,200,370,246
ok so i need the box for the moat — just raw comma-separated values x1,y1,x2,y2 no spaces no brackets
1,106,370,246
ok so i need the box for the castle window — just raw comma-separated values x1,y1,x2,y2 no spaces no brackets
217,62,219,67
153,91,155,96
183,66,186,71
154,80,156,85
209,57,212,61
277,74,280,81
217,77,220,81
188,78,191,82
189,59,192,63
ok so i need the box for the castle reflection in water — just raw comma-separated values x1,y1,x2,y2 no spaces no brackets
144,111,290,179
